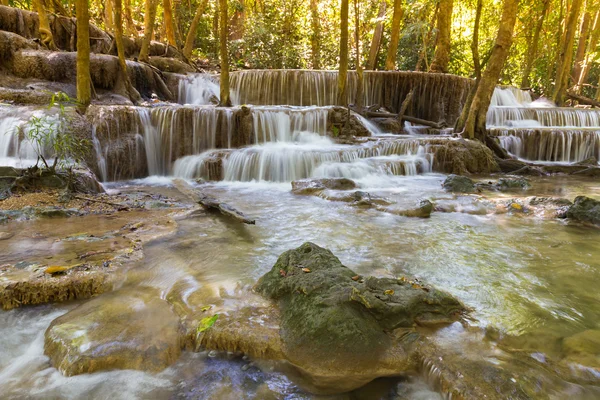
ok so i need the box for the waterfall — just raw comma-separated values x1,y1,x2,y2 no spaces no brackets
178,74,220,105
180,70,473,126
487,86,600,164
252,106,330,143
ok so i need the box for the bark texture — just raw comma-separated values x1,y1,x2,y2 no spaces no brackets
76,0,91,107
139,0,157,62
183,0,209,59
338,0,349,105
429,0,453,73
552,0,583,105
366,0,385,70
384,0,403,70
219,0,231,106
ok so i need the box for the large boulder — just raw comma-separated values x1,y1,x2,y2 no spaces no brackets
433,139,499,175
254,242,465,393
566,196,600,226
291,178,357,195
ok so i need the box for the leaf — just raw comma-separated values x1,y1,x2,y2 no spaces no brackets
351,275,360,281
197,314,219,333
201,305,213,312
302,267,311,273
384,289,394,295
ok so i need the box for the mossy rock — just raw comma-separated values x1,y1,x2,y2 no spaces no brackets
566,196,600,226
255,242,465,371
442,174,476,193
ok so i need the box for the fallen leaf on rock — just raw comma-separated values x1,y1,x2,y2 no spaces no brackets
302,268,311,273
45,266,71,275
279,269,287,277
197,314,219,333
351,275,360,281
201,305,213,312
411,283,422,289
384,289,394,295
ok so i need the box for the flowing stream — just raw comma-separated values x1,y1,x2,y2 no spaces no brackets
2,73,600,399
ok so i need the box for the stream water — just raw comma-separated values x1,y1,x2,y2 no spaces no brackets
1,75,600,399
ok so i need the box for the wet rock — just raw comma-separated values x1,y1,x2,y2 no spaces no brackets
45,290,181,375
291,178,357,195
11,168,104,194
562,330,600,368
511,165,546,176
254,242,465,393
442,174,476,193
0,166,20,177
35,207,83,218
495,177,531,191
372,118,402,133
572,167,600,178
566,196,600,226
574,157,598,166
433,139,499,175
383,199,434,218
0,231,14,240
541,164,588,175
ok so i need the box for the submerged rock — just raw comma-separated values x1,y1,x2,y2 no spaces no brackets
442,174,476,193
291,178,357,195
495,177,531,191
562,330,600,369
254,242,465,393
381,199,434,218
566,196,600,226
45,290,181,375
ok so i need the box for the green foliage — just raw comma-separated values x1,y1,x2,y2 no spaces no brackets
197,314,219,333
19,92,90,172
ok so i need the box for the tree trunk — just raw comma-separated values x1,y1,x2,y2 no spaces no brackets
571,5,593,91
183,0,209,59
105,0,115,32
520,0,550,88
456,0,518,141
471,0,482,79
415,3,438,71
1,0,8,6
229,0,245,40
576,10,600,93
219,0,231,106
33,0,57,50
213,0,219,55
429,0,453,73
76,0,91,108
163,0,177,47
310,0,321,69
139,0,157,62
338,0,349,105
114,0,141,103
384,0,403,70
49,0,69,15
354,0,363,109
552,0,583,105
366,0,385,70
124,0,137,37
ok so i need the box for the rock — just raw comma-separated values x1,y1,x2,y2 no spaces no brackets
0,176,15,200
0,231,14,240
254,242,465,393
383,199,434,218
442,174,476,193
541,165,588,175
566,196,600,226
562,330,600,368
291,178,357,195
572,167,600,177
0,166,20,177
44,290,182,375
372,118,402,133
574,157,598,166
432,139,499,175
511,166,545,176
35,207,83,218
495,177,531,191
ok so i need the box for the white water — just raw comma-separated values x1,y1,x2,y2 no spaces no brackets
178,74,220,105
488,87,600,164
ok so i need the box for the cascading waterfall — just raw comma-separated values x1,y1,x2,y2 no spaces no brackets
487,87,600,164
178,74,220,105
0,106,54,167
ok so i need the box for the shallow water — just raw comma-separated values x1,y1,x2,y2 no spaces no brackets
1,173,600,398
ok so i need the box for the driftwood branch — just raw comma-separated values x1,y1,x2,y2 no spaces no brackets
396,89,414,122
173,179,255,224
567,91,600,108
365,111,444,129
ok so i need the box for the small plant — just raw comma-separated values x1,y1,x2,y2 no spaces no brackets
18,92,90,173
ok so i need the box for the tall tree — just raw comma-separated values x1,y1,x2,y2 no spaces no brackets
415,3,438,71
384,0,403,70
575,9,600,93
429,0,453,73
33,0,57,50
124,0,137,37
310,0,321,69
139,0,157,63
366,0,386,70
571,6,592,87
456,0,519,143
354,0,363,109
471,0,483,79
552,0,583,105
76,0,92,108
163,0,177,47
104,0,115,32
219,0,231,106
114,0,141,103
338,0,349,105
183,0,209,59
520,0,550,88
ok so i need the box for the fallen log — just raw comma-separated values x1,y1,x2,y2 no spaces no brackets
396,89,414,122
172,179,255,224
365,111,444,129
567,91,600,108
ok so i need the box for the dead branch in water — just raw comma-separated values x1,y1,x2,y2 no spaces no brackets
172,179,255,225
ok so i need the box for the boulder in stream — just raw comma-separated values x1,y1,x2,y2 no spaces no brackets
291,178,357,195
566,196,600,226
442,174,476,193
254,242,465,393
